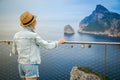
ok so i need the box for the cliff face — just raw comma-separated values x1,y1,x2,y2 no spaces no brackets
78,4,120,37
70,66,102,80
64,24,75,34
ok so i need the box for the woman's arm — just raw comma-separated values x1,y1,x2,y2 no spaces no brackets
35,34,65,49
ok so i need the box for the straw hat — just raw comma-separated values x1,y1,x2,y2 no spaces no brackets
20,11,37,26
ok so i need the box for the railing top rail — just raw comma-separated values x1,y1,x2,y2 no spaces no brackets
0,40,120,45
0,40,13,42
64,41,120,45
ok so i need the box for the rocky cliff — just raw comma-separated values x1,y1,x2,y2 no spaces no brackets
78,4,120,37
64,24,75,34
70,66,102,80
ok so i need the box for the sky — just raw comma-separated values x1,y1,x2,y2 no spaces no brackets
0,0,120,39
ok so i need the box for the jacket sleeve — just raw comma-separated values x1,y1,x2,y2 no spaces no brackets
12,39,18,55
35,34,59,49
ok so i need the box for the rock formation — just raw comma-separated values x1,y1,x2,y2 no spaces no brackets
70,66,102,80
64,24,75,34
78,4,120,37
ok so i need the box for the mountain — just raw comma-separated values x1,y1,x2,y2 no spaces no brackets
78,4,120,37
64,24,75,34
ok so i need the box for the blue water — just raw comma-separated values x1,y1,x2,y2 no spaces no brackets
38,33,120,80
0,32,120,80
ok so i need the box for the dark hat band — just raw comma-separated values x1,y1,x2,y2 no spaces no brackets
23,16,34,25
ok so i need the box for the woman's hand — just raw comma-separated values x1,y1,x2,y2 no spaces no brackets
58,39,65,44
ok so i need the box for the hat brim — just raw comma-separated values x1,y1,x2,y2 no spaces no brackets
20,15,37,27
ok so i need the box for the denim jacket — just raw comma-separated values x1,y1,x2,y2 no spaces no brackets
12,26,58,64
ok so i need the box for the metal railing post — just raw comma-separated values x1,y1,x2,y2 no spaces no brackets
104,45,107,80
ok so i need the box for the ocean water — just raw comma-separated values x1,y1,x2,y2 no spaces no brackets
0,32,120,80
39,33,120,80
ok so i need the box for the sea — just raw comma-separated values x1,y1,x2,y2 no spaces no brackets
0,27,120,80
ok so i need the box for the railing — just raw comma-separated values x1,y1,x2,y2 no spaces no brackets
0,40,120,80
65,41,120,80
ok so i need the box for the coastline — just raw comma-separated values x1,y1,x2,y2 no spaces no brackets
78,30,120,37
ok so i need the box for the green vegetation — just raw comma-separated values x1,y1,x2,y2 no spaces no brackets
77,66,109,80
79,4,120,37
83,21,107,32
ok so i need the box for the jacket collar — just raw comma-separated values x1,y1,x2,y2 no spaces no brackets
23,26,35,32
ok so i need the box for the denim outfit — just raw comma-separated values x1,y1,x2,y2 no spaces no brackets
12,26,58,78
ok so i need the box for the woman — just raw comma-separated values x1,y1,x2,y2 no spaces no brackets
12,11,65,80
